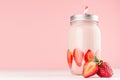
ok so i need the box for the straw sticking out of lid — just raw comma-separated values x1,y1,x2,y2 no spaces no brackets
84,6,88,14
70,6,99,22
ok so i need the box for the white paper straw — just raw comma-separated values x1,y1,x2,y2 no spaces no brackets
84,6,88,14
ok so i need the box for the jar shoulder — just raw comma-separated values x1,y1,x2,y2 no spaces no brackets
69,25,101,33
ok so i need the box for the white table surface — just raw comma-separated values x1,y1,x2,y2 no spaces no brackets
0,69,119,80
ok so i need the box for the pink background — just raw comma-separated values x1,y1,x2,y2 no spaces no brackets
0,0,120,69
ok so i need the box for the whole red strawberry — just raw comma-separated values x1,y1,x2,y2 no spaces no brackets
97,62,113,77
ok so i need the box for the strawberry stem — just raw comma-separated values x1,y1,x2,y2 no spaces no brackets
93,56,103,66
94,56,99,62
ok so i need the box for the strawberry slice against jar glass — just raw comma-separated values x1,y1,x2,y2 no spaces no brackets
73,48,84,67
84,49,94,62
67,49,73,69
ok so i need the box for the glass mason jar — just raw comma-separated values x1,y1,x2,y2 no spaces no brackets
67,14,101,75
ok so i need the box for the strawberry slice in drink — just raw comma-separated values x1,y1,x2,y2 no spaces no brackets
84,49,94,62
67,49,73,69
73,48,84,67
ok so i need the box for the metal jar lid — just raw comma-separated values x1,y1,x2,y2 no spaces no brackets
70,14,99,22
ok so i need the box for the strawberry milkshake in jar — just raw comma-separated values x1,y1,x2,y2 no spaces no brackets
67,13,101,75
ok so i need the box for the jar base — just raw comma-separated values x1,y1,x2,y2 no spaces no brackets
70,69,82,75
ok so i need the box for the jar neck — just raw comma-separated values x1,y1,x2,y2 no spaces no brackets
70,20,98,26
